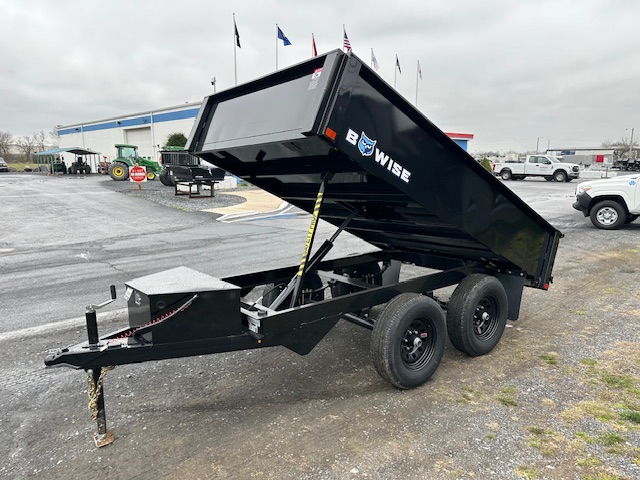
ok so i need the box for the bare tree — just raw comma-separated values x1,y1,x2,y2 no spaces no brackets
0,131,12,158
48,127,60,147
18,134,37,162
34,130,47,153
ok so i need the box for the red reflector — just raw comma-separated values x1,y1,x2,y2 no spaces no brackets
324,127,337,141
543,283,549,290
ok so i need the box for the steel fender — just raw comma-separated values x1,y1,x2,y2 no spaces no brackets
494,273,525,320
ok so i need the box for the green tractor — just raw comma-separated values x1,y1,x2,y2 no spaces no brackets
108,144,162,181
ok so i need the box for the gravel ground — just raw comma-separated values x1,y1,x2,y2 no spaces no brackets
98,176,249,214
2,175,639,480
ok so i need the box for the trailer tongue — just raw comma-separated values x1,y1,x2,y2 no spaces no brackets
45,50,562,446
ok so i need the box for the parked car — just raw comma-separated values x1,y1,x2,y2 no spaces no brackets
0,157,9,172
573,174,640,229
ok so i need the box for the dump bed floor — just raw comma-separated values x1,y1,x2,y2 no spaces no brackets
188,50,561,288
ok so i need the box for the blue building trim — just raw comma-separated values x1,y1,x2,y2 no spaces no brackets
58,108,201,136
453,139,469,151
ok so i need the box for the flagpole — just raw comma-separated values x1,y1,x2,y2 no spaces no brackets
415,60,419,106
233,13,237,86
394,54,397,89
275,24,279,70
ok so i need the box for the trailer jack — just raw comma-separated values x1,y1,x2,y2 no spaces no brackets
84,285,117,447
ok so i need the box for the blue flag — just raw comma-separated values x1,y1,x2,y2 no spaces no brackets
277,26,291,46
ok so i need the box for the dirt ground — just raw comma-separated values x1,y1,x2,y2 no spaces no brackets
1,179,639,480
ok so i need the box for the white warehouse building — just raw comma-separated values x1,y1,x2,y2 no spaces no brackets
57,102,202,162
58,102,474,164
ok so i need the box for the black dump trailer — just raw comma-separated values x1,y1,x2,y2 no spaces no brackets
158,148,226,186
45,50,561,447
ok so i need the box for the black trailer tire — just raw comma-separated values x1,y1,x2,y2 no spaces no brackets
590,200,625,230
371,293,446,389
625,214,638,224
159,173,174,186
446,274,508,356
500,170,512,181
108,162,129,181
553,170,567,182
262,274,324,309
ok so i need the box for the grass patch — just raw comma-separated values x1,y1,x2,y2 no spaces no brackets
562,401,614,422
496,395,518,407
528,426,551,435
576,456,602,467
599,373,634,389
596,432,625,446
514,466,537,479
620,409,640,424
580,358,598,367
571,309,588,315
539,352,559,365
584,474,626,480
485,433,496,440
496,385,518,407
527,426,555,456
575,431,595,444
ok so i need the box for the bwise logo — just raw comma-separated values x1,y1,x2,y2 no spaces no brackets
345,129,411,184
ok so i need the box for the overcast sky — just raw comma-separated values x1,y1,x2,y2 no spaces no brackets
2,0,640,153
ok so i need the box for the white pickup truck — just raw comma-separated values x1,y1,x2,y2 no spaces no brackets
493,155,581,182
573,174,640,229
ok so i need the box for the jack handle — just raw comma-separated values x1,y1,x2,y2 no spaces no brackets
85,285,117,347
86,285,117,313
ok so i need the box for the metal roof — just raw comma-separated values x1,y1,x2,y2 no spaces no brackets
34,147,100,156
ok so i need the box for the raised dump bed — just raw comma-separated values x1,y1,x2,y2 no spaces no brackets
45,49,562,447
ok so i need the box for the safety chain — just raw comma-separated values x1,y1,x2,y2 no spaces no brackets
87,366,115,420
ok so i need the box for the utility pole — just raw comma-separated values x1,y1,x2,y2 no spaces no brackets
211,77,216,93
536,136,543,153
626,127,635,159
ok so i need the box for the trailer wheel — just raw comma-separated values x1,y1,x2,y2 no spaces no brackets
553,170,567,182
446,274,507,356
262,274,324,308
108,162,129,181
500,170,512,181
371,293,445,389
590,200,625,230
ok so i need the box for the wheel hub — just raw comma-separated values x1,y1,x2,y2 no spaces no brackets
597,208,618,225
403,328,428,356
473,300,496,336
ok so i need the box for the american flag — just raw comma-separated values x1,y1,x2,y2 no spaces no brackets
343,26,352,52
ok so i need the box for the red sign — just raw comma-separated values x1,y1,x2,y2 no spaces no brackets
129,165,147,183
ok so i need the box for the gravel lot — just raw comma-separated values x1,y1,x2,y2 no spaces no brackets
99,175,248,213
1,174,639,480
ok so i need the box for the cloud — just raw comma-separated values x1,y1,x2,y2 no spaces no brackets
1,0,639,153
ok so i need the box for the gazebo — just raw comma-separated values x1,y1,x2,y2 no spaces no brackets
33,147,101,174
